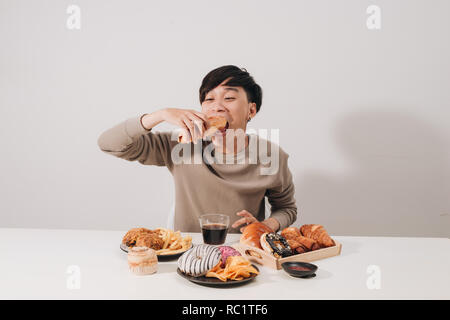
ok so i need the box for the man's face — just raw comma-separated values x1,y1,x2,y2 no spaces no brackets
201,79,256,132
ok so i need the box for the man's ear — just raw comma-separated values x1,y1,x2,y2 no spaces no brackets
248,102,257,120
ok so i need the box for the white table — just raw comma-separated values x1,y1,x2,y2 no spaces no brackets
0,228,448,299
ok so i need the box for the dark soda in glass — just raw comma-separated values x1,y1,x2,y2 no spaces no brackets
201,223,228,245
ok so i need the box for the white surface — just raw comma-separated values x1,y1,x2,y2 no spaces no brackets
0,228,448,299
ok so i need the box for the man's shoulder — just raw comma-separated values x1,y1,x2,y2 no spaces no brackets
250,133,289,160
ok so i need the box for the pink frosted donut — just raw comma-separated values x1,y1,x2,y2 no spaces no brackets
218,246,241,267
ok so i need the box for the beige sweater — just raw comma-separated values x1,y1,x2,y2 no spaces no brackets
97,115,297,233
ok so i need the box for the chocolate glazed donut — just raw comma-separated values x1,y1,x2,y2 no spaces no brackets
260,233,292,258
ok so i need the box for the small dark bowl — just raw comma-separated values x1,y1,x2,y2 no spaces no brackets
281,262,318,278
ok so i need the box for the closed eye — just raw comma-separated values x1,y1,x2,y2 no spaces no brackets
205,97,235,101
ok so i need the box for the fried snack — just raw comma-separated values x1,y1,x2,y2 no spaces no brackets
300,224,335,248
135,233,164,250
287,236,321,254
203,116,228,138
122,227,191,255
280,227,301,240
154,228,192,255
177,116,228,143
287,238,303,252
206,256,259,282
122,228,155,247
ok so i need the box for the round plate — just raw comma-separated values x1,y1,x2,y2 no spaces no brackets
177,265,259,287
120,243,193,260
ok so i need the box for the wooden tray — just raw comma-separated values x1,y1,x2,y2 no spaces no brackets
232,240,342,270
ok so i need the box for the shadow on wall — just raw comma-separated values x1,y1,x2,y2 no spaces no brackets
295,109,450,238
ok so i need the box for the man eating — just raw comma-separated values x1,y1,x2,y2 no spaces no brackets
97,65,297,233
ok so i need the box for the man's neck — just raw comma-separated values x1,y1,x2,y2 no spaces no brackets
214,134,249,155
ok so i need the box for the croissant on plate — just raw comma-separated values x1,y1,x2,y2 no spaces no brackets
300,224,335,248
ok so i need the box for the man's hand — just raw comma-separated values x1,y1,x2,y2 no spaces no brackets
161,108,208,143
142,108,208,143
232,210,281,233
232,210,258,233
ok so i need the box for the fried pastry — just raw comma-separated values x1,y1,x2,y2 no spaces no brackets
122,227,155,247
287,236,321,254
300,224,335,248
281,227,301,240
135,233,164,250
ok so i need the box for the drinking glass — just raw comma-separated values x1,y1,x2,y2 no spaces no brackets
199,214,230,245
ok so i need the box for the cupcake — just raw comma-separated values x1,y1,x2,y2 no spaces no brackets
127,246,158,275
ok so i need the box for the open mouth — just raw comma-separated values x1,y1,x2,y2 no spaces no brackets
219,122,230,133
204,116,230,138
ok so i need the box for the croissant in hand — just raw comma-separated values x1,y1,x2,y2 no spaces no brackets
300,224,335,248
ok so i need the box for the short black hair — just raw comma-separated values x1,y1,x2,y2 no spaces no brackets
199,65,263,113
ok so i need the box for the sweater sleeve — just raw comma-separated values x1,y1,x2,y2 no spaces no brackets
97,114,175,169
265,151,298,231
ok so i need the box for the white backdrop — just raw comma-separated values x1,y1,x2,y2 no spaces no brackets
1,0,449,237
